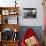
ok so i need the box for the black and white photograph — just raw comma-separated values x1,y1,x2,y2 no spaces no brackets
23,8,37,18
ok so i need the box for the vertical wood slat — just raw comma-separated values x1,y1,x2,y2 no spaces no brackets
43,0,46,46
43,0,46,26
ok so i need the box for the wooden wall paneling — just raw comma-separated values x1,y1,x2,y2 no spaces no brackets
43,0,46,45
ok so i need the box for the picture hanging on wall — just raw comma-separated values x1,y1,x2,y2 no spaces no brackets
23,8,37,19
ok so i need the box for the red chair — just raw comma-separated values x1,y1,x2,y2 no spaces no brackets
21,28,41,46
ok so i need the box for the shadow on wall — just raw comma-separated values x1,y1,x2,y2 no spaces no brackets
18,26,43,44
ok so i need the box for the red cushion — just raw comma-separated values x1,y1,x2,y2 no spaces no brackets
21,28,41,46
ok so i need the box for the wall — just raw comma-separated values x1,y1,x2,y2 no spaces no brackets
17,0,44,26
0,0,44,26
0,0,15,7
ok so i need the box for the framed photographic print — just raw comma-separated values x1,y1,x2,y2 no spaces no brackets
2,10,9,15
9,10,15,15
9,10,18,15
23,8,37,19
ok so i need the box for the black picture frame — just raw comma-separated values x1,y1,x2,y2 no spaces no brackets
23,8,37,19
